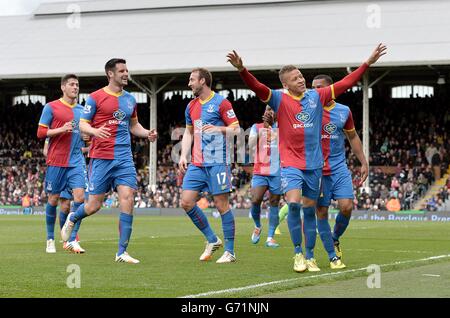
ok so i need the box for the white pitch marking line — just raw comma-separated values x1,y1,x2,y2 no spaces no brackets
180,254,450,298
422,274,441,277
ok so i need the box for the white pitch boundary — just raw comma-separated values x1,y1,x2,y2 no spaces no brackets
180,254,450,298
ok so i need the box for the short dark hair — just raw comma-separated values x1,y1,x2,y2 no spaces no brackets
192,67,212,87
313,74,333,85
105,58,127,78
61,74,78,85
279,65,298,82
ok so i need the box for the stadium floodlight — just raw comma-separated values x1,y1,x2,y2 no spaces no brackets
437,75,445,85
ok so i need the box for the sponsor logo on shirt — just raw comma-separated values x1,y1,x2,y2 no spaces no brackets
113,109,126,121
226,109,236,118
295,111,310,122
322,122,340,139
323,122,337,134
109,109,128,126
293,111,313,129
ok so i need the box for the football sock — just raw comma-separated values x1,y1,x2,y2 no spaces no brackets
186,205,217,243
287,202,303,254
221,210,235,254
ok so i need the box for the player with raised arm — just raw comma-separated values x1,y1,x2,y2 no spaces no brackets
61,58,157,263
227,44,386,272
179,68,240,263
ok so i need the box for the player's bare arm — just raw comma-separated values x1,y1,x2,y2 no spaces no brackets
129,118,157,142
179,125,194,173
345,129,369,185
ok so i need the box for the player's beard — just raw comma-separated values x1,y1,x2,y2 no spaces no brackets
192,86,202,97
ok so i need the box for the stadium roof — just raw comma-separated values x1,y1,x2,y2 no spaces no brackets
1,0,450,79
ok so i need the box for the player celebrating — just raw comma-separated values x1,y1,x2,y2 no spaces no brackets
37,74,86,254
227,44,386,272
179,68,240,263
61,58,157,264
248,106,281,248
312,74,368,269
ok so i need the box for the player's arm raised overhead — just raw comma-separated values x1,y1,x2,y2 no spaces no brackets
227,50,272,104
317,43,387,105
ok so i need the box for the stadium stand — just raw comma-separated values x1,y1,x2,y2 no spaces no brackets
1,91,449,211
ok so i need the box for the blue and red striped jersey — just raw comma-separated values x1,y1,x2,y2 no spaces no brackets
266,86,334,170
321,102,355,176
38,98,84,167
185,92,239,167
81,87,137,160
250,122,280,176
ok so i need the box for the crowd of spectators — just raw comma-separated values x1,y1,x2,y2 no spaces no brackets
1,91,449,212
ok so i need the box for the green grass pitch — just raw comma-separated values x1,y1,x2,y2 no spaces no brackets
0,214,449,297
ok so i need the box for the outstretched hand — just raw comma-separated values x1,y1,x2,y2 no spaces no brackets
226,50,244,71
366,43,387,66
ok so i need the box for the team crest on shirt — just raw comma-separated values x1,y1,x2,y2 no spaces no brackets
46,182,52,192
127,99,134,111
339,112,346,123
207,105,215,113
308,96,317,108
295,111,310,122
113,109,126,121
323,122,337,134
226,109,236,119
